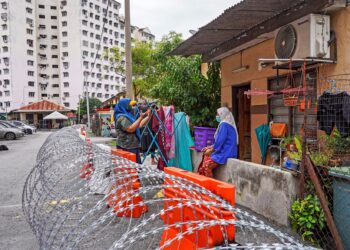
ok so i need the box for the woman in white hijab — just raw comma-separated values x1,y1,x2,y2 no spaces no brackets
198,107,238,178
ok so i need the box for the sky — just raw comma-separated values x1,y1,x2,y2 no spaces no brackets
121,0,240,40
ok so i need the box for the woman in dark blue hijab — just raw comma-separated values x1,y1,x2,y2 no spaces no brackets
114,98,151,163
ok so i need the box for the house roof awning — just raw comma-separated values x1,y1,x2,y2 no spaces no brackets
14,100,70,113
170,0,333,62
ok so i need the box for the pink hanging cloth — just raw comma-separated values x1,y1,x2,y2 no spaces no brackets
163,106,175,159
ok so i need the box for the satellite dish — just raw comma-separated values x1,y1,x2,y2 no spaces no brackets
275,24,297,59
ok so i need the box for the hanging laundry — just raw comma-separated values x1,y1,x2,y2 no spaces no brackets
168,112,194,172
163,106,176,159
152,107,168,171
317,91,350,136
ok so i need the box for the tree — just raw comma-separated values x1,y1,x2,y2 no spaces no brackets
78,97,102,118
149,32,221,127
131,41,155,97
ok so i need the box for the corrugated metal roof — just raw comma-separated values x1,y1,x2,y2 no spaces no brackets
171,0,331,60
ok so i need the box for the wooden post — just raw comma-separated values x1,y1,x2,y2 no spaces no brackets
305,156,344,250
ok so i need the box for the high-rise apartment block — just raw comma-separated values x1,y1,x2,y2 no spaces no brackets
0,0,154,111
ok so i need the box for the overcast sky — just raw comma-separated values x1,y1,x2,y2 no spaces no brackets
121,1,240,40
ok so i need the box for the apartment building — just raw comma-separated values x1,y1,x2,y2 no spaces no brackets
0,0,155,111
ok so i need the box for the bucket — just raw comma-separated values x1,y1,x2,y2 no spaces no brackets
193,126,217,151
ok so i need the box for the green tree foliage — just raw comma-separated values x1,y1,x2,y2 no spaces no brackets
150,32,221,127
132,41,155,97
78,97,102,117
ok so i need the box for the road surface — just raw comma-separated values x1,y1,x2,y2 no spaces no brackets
0,132,51,250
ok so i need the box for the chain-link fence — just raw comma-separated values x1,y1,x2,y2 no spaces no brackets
300,72,350,250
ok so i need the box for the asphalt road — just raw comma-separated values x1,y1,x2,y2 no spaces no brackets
0,132,51,250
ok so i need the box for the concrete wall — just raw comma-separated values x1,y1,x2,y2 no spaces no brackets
190,150,299,226
220,7,350,164
214,158,299,226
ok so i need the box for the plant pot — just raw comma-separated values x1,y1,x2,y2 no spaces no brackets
193,126,217,151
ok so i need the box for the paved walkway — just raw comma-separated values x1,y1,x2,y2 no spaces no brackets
0,132,51,250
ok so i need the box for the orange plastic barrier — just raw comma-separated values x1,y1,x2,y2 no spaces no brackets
80,138,93,179
107,148,148,218
160,167,236,249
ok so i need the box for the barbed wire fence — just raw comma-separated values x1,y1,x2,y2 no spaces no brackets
22,127,315,249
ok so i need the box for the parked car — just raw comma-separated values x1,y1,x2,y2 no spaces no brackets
0,121,27,134
8,120,37,134
0,124,25,140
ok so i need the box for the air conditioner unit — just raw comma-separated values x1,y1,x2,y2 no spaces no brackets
275,14,331,60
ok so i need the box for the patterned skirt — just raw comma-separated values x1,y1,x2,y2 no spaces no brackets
197,155,220,178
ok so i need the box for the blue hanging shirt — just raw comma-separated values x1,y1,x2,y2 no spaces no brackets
211,123,238,165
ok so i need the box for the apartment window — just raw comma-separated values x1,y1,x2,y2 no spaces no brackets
50,6,57,10
52,65,59,69
51,45,58,49
63,92,69,97
90,33,94,38
95,24,100,30
64,102,70,107
121,43,125,48
51,25,58,29
62,52,68,57
62,11,67,17
38,24,46,29
120,34,125,39
28,81,35,87
28,71,34,76
39,14,45,19
83,40,89,47
97,93,102,98
62,32,68,38
41,94,47,97
27,39,33,47
95,15,100,21
82,20,88,26
52,74,59,78
27,50,34,56
90,22,93,28
28,92,35,97
51,16,57,20
26,29,33,35
62,21,67,27
52,94,60,97
83,51,88,56
89,13,94,18
2,35,8,43
52,35,58,39
26,18,33,26
4,91,10,96
63,72,69,77
38,4,45,9
27,60,34,66
62,42,68,47
52,55,58,59
61,1,67,7
82,30,88,36
63,82,69,87
91,93,96,97
4,79,9,85
26,8,33,14
3,69,9,75
105,94,109,98
52,84,59,88
90,43,94,49
2,24,7,30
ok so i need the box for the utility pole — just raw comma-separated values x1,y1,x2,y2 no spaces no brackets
85,84,91,129
77,94,81,124
124,0,134,99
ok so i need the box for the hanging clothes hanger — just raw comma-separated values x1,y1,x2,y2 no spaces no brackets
325,79,342,94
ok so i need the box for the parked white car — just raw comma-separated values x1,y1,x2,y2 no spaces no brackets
9,121,37,134
0,124,25,140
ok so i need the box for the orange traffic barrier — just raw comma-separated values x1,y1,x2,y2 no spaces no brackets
160,167,236,249
107,148,148,218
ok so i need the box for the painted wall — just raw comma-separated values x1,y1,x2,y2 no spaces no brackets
220,8,350,163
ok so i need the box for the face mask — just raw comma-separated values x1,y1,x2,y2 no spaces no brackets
216,116,221,123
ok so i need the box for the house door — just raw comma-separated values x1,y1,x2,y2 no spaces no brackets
233,85,251,161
